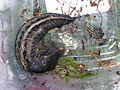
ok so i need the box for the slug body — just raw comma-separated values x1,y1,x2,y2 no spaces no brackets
15,13,75,73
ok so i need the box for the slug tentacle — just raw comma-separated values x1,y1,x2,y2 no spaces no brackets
15,13,75,73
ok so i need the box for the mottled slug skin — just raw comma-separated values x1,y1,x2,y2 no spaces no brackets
15,13,75,73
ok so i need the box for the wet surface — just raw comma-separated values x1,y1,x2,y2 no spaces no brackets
0,0,120,90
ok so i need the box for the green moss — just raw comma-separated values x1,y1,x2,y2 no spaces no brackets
53,57,97,81
64,76,71,83
59,57,77,67
80,73,97,80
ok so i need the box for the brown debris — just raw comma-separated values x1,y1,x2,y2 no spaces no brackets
97,59,116,68
76,64,87,73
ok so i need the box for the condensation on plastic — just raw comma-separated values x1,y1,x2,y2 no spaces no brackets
0,0,120,90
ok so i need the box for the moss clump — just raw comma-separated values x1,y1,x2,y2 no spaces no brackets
80,72,97,79
52,57,97,82
58,57,77,67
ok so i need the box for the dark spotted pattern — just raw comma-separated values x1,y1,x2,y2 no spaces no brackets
15,13,75,73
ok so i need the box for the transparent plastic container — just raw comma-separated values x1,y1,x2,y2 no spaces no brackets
0,0,120,90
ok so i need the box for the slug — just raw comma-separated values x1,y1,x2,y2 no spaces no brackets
15,13,75,73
